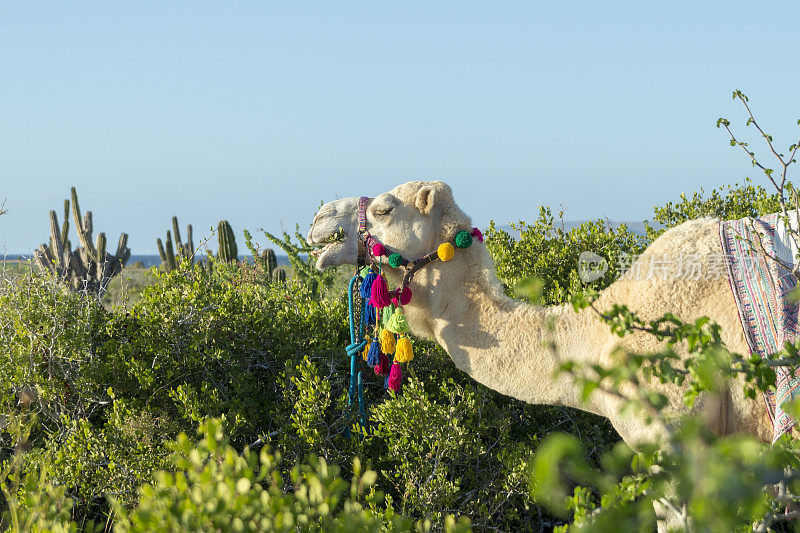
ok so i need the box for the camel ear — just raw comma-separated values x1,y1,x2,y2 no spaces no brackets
415,186,437,214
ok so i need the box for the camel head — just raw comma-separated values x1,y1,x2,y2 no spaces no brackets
307,181,471,270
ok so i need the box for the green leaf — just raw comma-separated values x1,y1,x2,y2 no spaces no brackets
581,381,599,402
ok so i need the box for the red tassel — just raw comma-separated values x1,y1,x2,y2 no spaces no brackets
375,352,390,375
370,274,391,308
372,243,386,257
388,363,402,391
471,227,484,243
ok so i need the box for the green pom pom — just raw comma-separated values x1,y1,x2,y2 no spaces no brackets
388,253,404,268
454,231,473,249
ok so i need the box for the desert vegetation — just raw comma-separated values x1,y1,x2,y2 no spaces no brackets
2,93,800,531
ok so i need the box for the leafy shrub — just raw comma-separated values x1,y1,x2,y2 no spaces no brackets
645,178,784,241
0,263,353,523
0,249,618,530
484,207,647,303
112,418,474,532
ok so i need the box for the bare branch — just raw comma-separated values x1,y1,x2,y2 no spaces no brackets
737,94,787,169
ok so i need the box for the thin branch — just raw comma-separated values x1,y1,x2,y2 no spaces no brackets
738,95,787,169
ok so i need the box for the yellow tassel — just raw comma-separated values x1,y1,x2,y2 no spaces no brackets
362,337,371,361
437,242,455,261
394,335,414,363
380,328,396,354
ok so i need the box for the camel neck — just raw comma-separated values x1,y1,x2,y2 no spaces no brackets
398,247,609,417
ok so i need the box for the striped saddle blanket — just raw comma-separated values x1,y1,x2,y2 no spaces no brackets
720,213,800,441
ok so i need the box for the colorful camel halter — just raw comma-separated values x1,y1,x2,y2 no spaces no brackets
344,195,483,427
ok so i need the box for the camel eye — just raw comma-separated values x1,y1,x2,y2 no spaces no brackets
373,205,394,217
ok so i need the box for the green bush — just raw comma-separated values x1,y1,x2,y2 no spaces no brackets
4,159,795,530
112,418,474,533
484,207,647,303
645,178,784,241
0,243,619,530
0,263,353,524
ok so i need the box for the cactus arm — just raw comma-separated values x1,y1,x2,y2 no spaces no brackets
217,220,238,263
157,238,167,262
35,244,55,274
164,230,176,271
70,187,82,230
218,222,228,262
114,233,129,263
49,210,64,266
71,187,97,258
95,233,107,282
84,211,93,236
61,199,70,251
187,224,194,256
172,216,183,252
159,218,188,270
104,234,128,280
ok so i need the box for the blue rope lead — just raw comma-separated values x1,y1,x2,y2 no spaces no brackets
358,371,365,427
346,275,367,432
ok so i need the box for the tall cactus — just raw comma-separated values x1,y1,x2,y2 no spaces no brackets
157,216,194,271
262,249,289,282
272,267,287,282
35,187,131,295
217,220,238,263
260,248,277,277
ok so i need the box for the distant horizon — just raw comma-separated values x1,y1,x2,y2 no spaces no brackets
2,218,655,257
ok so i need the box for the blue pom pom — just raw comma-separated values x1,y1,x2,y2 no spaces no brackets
363,302,376,325
360,272,376,298
366,339,381,366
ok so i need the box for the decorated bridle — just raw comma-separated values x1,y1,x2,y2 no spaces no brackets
346,195,483,406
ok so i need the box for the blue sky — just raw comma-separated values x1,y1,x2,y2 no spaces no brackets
2,1,800,254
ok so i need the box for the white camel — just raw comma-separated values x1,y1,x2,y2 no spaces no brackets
307,180,774,449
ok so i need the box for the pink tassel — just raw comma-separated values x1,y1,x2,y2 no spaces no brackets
399,286,412,305
388,363,402,391
370,274,391,308
471,227,484,243
375,352,390,375
372,243,386,257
